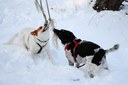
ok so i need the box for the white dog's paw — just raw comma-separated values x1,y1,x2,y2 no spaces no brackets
50,59,58,65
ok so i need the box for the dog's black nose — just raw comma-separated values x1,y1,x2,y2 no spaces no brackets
53,28,59,33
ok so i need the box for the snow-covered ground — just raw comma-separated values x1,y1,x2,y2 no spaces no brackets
0,0,128,85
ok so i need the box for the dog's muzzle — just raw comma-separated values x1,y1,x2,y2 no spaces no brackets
53,28,59,35
53,28,59,48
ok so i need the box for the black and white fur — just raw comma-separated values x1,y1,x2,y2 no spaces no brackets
53,28,119,78
5,20,55,64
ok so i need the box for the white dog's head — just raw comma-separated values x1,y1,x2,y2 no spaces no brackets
31,21,50,40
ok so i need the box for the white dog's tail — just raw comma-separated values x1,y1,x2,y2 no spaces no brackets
105,44,119,54
4,33,18,45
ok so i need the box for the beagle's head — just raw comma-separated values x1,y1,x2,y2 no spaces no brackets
53,28,76,45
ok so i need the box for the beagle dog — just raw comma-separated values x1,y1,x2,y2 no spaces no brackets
53,28,119,78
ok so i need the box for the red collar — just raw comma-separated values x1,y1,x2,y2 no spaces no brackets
64,39,80,62
64,39,79,51
74,40,79,49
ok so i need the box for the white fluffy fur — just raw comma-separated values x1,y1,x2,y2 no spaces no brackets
52,33,59,48
65,50,106,77
5,20,55,64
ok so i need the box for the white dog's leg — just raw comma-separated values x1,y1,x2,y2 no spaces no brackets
52,33,58,49
45,44,56,65
4,33,18,45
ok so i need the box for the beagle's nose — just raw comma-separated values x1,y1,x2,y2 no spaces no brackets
53,28,59,33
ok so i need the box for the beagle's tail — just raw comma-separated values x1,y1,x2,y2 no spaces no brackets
105,44,119,54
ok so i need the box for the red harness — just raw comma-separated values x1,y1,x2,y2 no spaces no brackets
64,40,80,61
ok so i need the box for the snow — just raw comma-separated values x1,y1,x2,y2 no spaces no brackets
0,0,128,85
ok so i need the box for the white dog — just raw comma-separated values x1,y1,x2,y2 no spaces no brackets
5,20,55,64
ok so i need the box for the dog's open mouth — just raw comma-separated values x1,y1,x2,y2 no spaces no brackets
42,23,49,32
42,24,49,32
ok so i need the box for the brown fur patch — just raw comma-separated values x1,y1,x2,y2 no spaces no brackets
31,26,42,36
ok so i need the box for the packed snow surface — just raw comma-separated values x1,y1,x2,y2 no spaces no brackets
0,0,128,85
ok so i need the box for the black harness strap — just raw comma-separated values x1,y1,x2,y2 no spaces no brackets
37,38,49,43
36,42,43,54
25,44,29,50
24,35,30,51
36,38,49,54
36,42,48,54
77,64,85,68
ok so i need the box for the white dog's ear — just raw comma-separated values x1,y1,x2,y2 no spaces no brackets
52,33,58,49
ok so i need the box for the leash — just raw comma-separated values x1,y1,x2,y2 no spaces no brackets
35,0,55,33
77,64,85,68
45,0,51,20
35,0,47,22
35,0,52,21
